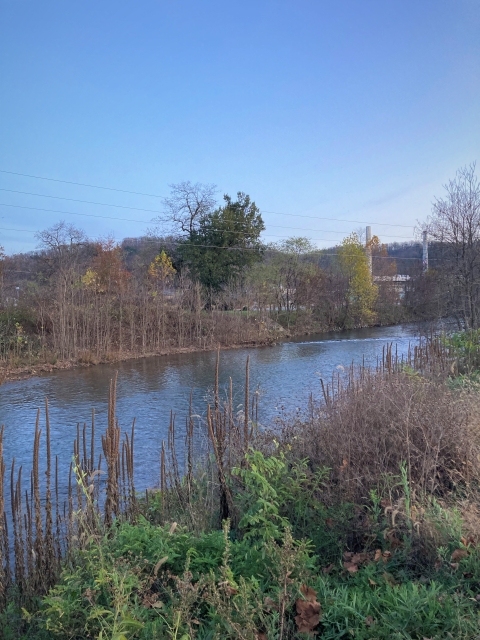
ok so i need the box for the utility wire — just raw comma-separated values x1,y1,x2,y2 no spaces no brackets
0,169,164,198
0,171,415,228
0,226,36,233
261,210,414,228
0,188,164,214
0,203,414,239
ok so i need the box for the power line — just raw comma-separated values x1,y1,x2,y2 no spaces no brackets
0,226,36,233
261,209,414,228
0,169,165,198
0,171,416,228
0,203,415,240
0,188,163,214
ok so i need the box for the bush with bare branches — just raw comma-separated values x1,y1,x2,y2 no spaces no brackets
276,368,480,504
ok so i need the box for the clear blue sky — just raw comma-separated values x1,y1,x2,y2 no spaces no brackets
1,0,479,254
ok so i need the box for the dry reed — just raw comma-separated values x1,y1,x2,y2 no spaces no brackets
274,340,480,504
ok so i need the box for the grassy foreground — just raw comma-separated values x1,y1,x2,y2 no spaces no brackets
2,335,480,639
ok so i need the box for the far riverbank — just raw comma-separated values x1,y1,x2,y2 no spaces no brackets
0,315,423,384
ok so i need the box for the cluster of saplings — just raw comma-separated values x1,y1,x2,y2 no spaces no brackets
1,332,480,639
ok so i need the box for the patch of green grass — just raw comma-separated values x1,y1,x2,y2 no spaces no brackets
4,451,480,639
16,515,480,639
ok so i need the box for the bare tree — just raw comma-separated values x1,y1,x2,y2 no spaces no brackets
152,181,217,236
0,245,4,295
35,222,89,358
424,163,480,329
35,221,88,276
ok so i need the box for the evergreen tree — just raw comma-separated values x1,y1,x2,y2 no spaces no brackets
178,193,264,293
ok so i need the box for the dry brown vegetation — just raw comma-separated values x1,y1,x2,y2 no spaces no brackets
0,349,256,611
0,375,137,608
276,350,480,505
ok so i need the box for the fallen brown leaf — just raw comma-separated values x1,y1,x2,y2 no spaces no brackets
295,602,321,634
322,563,334,574
344,562,359,573
295,585,322,635
351,553,369,565
451,549,468,562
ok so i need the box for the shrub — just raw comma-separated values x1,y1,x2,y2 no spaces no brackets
275,369,480,504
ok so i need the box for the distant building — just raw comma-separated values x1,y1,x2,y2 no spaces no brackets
374,274,410,298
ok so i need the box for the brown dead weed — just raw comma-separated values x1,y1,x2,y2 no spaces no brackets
276,368,480,504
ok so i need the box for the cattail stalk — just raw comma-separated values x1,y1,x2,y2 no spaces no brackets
0,426,6,603
32,410,43,584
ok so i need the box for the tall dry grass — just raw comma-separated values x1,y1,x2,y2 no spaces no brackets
274,342,480,504
0,346,257,610
0,378,137,610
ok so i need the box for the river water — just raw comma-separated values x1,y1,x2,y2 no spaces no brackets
0,323,428,494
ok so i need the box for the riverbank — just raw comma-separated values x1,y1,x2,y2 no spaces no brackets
0,339,274,384
2,333,480,639
0,312,417,385
0,315,292,383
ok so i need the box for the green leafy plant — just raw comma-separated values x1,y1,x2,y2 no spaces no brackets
232,450,290,543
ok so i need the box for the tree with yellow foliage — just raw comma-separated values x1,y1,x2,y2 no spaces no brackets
337,233,377,328
148,251,176,293
147,250,176,347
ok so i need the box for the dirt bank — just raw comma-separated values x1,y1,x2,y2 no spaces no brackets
0,336,286,384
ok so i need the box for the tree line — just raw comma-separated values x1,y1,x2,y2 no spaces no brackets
0,163,479,367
